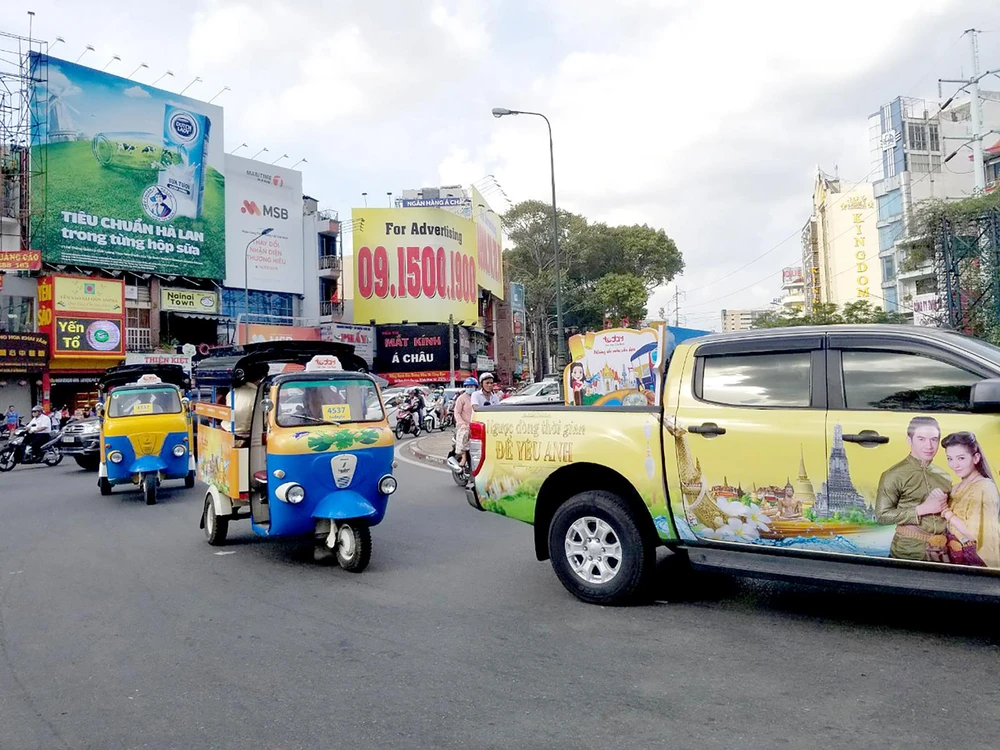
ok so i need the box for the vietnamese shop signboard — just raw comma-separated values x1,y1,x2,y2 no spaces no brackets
0,333,48,372
38,274,126,359
374,324,459,381
160,288,219,314
29,53,226,277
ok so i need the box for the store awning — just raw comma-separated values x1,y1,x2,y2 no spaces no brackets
170,312,220,320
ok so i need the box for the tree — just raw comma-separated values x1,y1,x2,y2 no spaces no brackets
594,273,648,326
752,300,908,329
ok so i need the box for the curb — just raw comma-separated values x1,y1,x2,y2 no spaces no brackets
404,435,451,467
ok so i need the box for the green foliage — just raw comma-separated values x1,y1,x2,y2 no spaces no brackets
503,200,683,336
805,507,817,522
752,300,908,329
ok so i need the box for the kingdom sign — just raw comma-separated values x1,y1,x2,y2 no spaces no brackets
843,197,875,298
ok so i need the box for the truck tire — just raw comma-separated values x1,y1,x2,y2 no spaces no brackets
548,490,654,605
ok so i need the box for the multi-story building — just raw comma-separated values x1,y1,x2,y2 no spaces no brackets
779,266,806,312
868,93,1000,322
801,171,881,312
721,308,769,332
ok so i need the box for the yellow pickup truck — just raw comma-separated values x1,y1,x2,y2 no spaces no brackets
466,326,1000,604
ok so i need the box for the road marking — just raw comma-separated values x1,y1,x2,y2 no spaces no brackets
394,447,452,474
214,551,236,556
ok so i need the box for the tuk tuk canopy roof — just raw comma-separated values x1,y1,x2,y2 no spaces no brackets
98,364,191,393
192,341,370,388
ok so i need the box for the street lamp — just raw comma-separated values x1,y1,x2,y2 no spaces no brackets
75,44,94,63
128,62,148,79
491,106,566,368
290,158,307,169
179,76,202,95
270,153,289,165
101,54,121,71
251,147,268,160
208,85,230,103
152,70,174,87
244,228,275,343
230,143,248,155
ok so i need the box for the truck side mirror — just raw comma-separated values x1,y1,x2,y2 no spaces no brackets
971,378,1000,413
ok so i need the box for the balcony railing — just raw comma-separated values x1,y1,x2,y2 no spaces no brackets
319,254,342,272
320,300,344,318
318,209,339,222
126,327,153,352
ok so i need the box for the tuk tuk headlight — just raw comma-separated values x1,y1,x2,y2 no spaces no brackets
172,445,186,457
378,475,397,495
108,450,123,464
276,482,305,504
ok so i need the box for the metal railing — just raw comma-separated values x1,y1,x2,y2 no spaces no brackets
126,327,152,352
320,300,344,317
318,209,339,222
318,254,342,272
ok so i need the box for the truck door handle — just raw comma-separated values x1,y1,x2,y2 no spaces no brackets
688,423,726,436
842,431,889,445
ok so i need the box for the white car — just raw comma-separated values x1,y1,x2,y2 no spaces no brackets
503,380,562,405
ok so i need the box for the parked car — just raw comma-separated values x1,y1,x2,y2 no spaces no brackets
59,417,102,471
503,380,562,405
466,325,1000,605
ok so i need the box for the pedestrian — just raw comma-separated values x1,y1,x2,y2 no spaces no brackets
472,372,502,408
5,405,18,436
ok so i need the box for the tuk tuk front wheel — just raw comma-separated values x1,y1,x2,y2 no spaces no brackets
142,474,157,505
335,522,372,573
99,477,112,496
184,470,196,489
204,495,228,546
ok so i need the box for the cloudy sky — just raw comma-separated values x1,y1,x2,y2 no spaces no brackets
9,0,1000,329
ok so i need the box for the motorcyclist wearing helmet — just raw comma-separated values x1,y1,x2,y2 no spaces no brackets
22,405,52,461
446,377,478,471
471,372,502,408
407,387,427,428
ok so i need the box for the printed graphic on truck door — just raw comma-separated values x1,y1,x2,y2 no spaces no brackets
827,345,1000,569
666,339,837,553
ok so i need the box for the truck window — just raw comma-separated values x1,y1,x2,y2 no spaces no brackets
841,350,980,411
700,352,811,407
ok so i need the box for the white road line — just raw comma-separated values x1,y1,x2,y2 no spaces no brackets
214,551,236,556
394,447,452,474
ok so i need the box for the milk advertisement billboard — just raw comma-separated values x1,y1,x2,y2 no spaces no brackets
29,53,225,277
223,155,304,295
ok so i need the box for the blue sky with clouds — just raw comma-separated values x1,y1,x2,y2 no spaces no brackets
8,0,1000,328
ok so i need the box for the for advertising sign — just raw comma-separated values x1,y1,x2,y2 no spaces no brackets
0,333,48,372
223,155,304,294
160,288,219,314
471,186,503,299
352,208,478,324
374,324,453,375
29,53,225,278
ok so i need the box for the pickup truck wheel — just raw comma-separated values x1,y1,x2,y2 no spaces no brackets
548,491,653,605
74,455,100,472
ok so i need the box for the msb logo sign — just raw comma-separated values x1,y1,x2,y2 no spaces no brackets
240,200,289,221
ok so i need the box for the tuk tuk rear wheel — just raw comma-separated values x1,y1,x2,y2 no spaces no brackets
204,496,228,546
335,522,371,573
142,474,157,505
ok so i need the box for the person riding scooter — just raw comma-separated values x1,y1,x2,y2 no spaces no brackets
446,377,478,472
21,405,52,462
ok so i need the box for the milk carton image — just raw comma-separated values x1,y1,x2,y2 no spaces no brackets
158,105,211,219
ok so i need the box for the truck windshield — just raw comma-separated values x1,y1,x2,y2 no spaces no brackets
108,386,182,417
277,378,384,426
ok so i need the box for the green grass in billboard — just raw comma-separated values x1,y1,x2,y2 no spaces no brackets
33,140,225,278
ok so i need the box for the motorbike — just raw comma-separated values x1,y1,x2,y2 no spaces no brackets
0,427,64,471
423,402,443,433
435,398,455,431
394,402,421,440
449,440,471,487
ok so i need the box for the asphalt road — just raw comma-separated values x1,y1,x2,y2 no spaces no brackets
0,454,997,750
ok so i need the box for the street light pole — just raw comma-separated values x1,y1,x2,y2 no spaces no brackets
491,107,566,369
244,228,274,344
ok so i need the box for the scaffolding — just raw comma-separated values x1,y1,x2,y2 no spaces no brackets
0,29,48,255
934,206,1000,338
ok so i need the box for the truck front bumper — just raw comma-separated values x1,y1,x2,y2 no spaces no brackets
466,482,483,511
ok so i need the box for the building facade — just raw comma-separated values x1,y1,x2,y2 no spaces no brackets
868,93,1000,322
801,171,882,311
779,266,806,312
721,308,769,332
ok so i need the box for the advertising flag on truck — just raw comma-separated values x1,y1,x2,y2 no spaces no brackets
29,53,225,277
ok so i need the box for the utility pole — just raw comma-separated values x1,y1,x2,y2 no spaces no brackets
674,286,680,327
968,28,986,192
448,314,455,387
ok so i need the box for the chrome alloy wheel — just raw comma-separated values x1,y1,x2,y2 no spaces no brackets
564,516,623,585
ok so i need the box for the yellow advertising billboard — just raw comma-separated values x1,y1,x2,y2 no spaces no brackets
352,207,478,324
52,275,125,314
471,186,504,299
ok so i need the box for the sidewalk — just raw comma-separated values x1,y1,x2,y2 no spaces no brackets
401,430,453,467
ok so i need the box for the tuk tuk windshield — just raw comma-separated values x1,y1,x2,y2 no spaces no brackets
277,378,384,427
108,386,182,417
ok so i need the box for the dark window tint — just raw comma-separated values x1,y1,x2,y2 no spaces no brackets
701,352,812,407
842,351,980,411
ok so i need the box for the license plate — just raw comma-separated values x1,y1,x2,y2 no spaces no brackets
62,436,75,444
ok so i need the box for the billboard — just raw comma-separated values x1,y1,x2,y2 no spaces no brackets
0,333,48,372
471,186,504,299
399,196,467,209
0,250,42,272
160,288,219,314
223,155,304,294
352,208,478,324
38,275,126,359
29,54,225,277
322,323,376,365
374,324,467,382
510,282,525,312
235,324,321,345
782,266,804,285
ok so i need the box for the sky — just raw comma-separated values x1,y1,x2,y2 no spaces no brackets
7,0,1000,330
